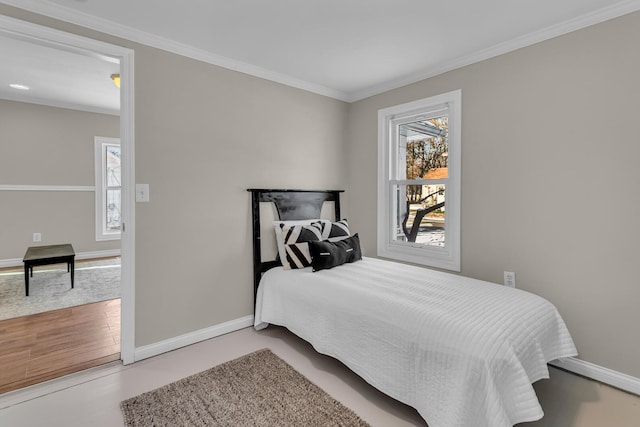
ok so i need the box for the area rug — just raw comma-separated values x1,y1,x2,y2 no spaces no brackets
120,348,371,427
0,257,120,321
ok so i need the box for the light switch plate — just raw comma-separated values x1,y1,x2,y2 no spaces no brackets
136,184,150,202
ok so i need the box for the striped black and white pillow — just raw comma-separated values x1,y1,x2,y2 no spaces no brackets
273,219,324,265
277,222,325,270
314,219,351,242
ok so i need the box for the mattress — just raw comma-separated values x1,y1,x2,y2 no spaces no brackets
254,257,577,427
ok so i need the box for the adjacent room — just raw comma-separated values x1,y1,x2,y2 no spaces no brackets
0,35,122,392
0,1,639,426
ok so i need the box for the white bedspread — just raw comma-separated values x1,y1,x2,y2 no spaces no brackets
254,257,577,427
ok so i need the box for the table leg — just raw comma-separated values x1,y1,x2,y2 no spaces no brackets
24,263,29,296
70,258,75,289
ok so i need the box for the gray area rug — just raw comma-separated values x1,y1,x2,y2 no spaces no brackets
0,258,120,321
120,348,371,427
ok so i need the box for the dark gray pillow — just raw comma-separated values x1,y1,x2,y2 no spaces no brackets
309,234,362,272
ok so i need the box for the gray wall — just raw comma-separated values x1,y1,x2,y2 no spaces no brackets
346,12,640,378
0,5,349,346
133,48,348,344
0,99,120,259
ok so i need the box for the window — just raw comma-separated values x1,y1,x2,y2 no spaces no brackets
95,137,121,241
377,90,461,271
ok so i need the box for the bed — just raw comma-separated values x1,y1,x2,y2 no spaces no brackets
248,189,577,427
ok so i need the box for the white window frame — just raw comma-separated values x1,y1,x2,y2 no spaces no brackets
95,136,121,241
377,90,461,271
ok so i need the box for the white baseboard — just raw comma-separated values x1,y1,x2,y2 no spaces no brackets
551,357,640,396
133,315,255,362
132,322,640,397
0,249,121,269
0,258,24,269
76,249,121,261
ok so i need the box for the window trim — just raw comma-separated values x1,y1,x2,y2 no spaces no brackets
377,90,461,271
95,136,121,241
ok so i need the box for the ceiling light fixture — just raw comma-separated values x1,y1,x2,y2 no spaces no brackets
9,83,30,90
110,73,120,88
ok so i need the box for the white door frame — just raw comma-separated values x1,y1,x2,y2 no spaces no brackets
0,15,136,364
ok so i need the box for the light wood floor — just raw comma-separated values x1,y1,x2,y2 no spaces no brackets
0,298,121,394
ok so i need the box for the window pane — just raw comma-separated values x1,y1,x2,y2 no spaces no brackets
392,183,445,247
398,116,448,180
379,90,460,270
106,145,121,187
106,189,121,231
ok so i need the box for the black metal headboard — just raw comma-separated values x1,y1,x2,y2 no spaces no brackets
247,189,344,300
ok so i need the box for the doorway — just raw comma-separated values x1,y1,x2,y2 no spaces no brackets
0,15,135,384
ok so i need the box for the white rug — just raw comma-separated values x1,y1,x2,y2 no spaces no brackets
0,258,120,321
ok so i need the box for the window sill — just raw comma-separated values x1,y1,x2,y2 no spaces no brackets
96,233,121,242
377,244,460,272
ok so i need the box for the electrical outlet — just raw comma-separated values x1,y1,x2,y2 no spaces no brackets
504,271,515,288
33,232,42,242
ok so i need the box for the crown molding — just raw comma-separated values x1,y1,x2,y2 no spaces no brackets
0,185,95,191
347,0,640,101
3,0,640,103
0,93,119,116
0,0,349,102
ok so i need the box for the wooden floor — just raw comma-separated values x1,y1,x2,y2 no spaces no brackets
0,298,120,394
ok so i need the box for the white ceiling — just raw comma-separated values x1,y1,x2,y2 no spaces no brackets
1,0,639,112
0,32,120,114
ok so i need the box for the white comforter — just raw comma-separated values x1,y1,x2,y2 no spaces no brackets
254,257,577,427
